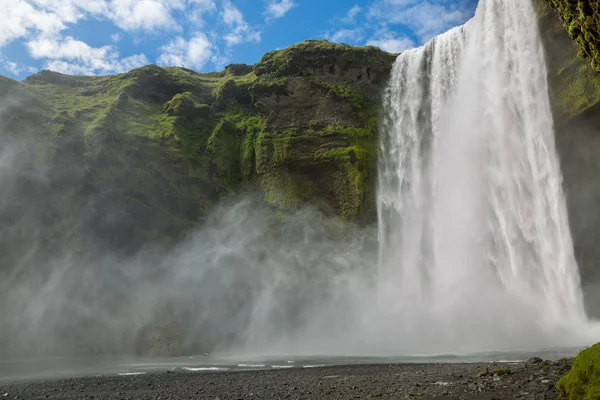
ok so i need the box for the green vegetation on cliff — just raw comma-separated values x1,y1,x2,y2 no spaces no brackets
536,0,600,120
0,40,396,255
545,0,600,72
557,343,600,399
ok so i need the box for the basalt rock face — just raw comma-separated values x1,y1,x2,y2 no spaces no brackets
537,0,600,317
0,41,395,357
0,41,395,260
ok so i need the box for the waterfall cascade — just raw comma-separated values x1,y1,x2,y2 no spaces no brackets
377,0,589,348
2,0,599,361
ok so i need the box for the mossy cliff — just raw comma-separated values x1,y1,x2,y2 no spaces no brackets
0,40,395,259
544,0,600,72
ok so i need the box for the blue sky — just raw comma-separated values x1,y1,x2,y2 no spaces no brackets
0,0,478,80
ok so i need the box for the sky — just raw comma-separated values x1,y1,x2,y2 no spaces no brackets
0,0,478,80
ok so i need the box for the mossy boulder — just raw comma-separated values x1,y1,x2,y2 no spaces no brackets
493,367,511,376
557,343,600,399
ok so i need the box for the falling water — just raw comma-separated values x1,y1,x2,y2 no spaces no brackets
377,0,588,347
2,0,599,365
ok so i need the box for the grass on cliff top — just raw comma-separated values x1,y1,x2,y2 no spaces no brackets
17,66,230,141
254,39,397,77
557,342,600,399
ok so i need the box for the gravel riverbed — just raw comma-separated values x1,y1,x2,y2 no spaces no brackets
0,358,571,400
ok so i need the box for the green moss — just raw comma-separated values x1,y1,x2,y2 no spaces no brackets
254,40,396,77
0,38,393,237
212,73,256,106
258,172,323,211
161,92,209,118
308,79,379,127
207,119,243,189
545,0,600,72
225,63,254,76
537,0,600,121
557,343,600,399
493,367,511,376
251,77,288,98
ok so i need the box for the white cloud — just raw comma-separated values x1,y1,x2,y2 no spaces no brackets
221,1,261,46
111,32,123,42
0,0,188,49
367,33,415,53
222,1,244,26
325,28,364,45
119,53,150,71
26,36,148,75
367,0,475,44
157,34,213,69
187,0,217,26
108,0,185,32
264,0,295,21
4,61,22,75
0,0,69,46
341,5,361,24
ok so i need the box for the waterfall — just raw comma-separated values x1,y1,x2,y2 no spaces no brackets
377,0,589,348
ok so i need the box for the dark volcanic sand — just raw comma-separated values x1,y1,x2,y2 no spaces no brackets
0,359,571,400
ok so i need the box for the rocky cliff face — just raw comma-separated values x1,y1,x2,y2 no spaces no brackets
537,0,600,317
0,41,395,260
544,0,600,72
3,3,600,355
0,41,395,357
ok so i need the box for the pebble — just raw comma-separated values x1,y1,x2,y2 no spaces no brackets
0,361,566,400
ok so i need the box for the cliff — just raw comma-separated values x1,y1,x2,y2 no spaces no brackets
0,41,396,261
537,0,600,317
3,1,600,357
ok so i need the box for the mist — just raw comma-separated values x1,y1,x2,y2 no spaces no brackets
0,120,595,361
4,0,600,365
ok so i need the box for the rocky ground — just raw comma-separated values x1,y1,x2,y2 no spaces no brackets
0,358,571,399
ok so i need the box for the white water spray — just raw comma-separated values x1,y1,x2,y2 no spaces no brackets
377,0,591,351
2,0,599,364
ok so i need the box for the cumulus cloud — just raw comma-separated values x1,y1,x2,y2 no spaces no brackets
3,61,22,75
325,28,364,45
1,0,70,46
187,0,217,26
26,36,148,75
222,0,261,46
324,0,475,53
367,0,476,44
0,0,267,76
0,0,189,48
109,0,185,32
157,34,213,69
367,32,415,53
341,5,361,24
110,32,123,42
264,0,295,21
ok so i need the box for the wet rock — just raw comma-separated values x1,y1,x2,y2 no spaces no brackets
527,357,543,364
